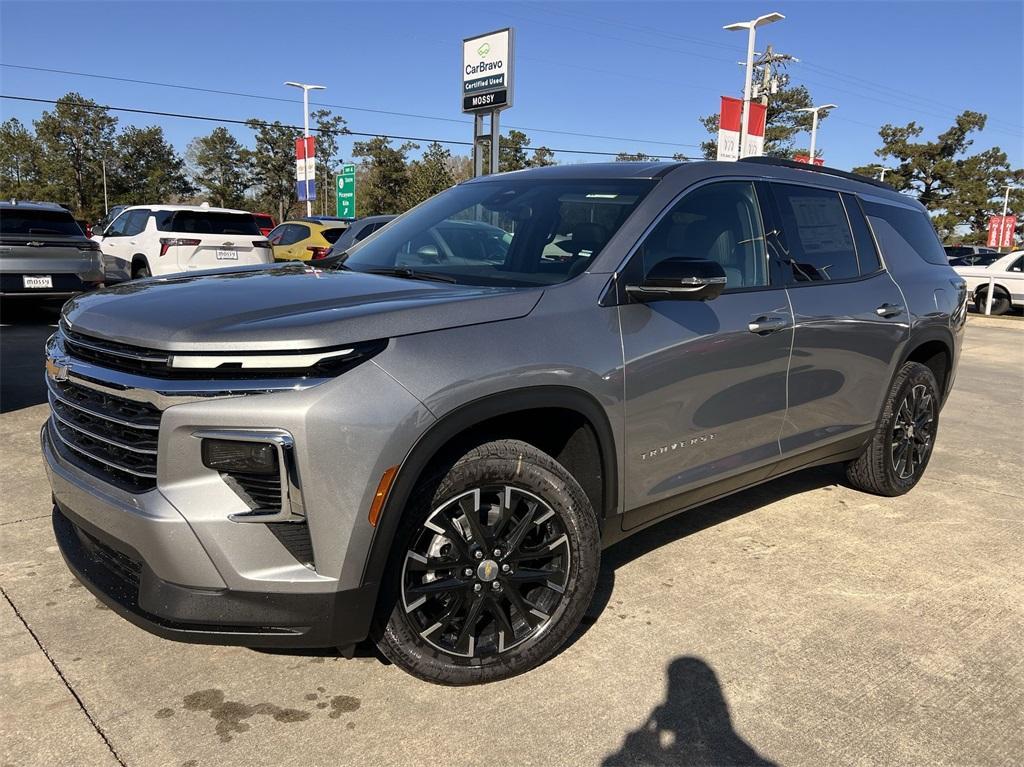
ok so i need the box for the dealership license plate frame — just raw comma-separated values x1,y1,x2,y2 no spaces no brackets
23,275,53,289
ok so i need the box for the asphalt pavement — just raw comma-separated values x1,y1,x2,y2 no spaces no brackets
1,306,1021,767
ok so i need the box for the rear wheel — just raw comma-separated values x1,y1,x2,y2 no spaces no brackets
375,439,599,685
131,261,151,279
974,287,1010,315
846,362,939,496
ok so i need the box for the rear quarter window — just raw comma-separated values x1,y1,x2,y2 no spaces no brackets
862,200,947,266
0,208,83,236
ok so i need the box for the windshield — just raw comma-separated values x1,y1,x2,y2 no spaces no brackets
338,178,654,287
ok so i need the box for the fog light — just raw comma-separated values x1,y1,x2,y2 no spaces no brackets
201,439,278,475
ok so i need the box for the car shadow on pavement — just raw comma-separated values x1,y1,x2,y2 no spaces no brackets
601,656,778,766
569,463,847,650
0,301,61,413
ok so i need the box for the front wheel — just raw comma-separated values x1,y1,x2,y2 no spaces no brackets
846,362,940,496
375,439,600,685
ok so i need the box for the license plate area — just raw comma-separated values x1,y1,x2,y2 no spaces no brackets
216,249,238,260
23,275,53,289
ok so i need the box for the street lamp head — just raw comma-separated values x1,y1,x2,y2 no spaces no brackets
754,12,785,27
797,104,838,114
284,81,326,91
725,12,785,30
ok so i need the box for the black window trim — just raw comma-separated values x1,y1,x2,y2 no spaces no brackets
840,193,885,279
608,177,785,306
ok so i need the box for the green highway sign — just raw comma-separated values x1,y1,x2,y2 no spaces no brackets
336,164,356,218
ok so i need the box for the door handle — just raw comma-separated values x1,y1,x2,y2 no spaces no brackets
875,303,904,318
748,316,789,334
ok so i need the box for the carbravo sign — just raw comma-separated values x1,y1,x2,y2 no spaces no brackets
462,28,513,113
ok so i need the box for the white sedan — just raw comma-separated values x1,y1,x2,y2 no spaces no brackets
954,250,1024,315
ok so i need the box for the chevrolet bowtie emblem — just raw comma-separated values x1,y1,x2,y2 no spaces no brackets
45,357,69,382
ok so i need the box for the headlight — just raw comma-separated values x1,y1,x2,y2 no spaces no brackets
201,438,278,475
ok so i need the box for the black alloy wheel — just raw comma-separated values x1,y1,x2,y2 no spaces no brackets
846,361,941,496
375,439,599,685
890,383,936,480
401,485,571,658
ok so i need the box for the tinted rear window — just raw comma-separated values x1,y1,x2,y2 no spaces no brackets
0,208,83,236
321,227,347,244
162,211,260,235
253,215,274,228
862,201,947,266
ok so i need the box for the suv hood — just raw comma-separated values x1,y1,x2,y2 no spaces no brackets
62,265,542,351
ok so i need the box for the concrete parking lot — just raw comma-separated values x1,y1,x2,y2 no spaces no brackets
1,305,1021,767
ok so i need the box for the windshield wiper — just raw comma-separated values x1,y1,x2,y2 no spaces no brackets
362,267,458,284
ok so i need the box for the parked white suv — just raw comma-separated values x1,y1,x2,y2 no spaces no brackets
93,204,272,279
953,250,1023,315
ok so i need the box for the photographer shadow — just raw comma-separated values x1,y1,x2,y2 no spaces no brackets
602,656,777,767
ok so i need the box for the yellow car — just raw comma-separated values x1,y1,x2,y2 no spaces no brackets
267,217,350,262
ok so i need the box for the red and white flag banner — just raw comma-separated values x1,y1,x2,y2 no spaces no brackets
717,98,768,161
716,96,743,162
987,215,1017,248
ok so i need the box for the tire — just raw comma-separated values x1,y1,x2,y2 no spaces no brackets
974,288,1010,315
132,262,151,279
846,362,940,496
374,439,600,685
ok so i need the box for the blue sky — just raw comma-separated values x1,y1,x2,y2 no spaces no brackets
1,1,1022,171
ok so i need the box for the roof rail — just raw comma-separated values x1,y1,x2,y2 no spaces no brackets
737,156,895,191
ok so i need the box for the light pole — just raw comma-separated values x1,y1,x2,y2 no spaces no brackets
101,157,109,214
796,103,837,164
876,166,893,182
284,81,325,216
724,12,784,156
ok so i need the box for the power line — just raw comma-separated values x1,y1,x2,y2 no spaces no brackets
0,63,702,150
528,5,1024,132
501,8,1024,137
0,94,699,160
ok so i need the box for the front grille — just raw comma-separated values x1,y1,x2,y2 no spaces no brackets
46,377,160,492
62,327,172,377
61,324,381,380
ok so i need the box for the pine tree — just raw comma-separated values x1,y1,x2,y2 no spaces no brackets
186,127,250,209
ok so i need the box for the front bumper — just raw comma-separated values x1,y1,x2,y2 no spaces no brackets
42,414,383,648
54,502,375,647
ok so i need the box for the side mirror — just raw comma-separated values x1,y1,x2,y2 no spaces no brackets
625,258,727,302
415,244,441,263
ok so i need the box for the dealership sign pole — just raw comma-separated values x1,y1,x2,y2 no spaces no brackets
463,28,513,177
336,164,357,219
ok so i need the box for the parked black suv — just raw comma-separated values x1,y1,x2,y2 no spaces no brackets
44,159,965,684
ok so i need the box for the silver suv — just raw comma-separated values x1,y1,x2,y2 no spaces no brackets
43,159,966,685
1,201,104,299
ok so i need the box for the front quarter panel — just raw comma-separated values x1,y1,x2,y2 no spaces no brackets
374,273,626,505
